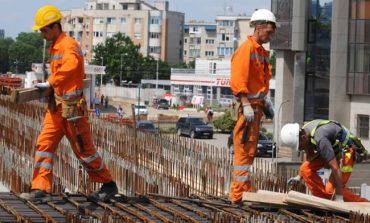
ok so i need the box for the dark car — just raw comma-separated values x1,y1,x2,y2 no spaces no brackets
176,117,213,139
227,132,276,157
136,121,158,134
157,99,170,109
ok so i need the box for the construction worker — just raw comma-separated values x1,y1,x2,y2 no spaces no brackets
229,9,277,204
20,5,118,203
281,120,369,202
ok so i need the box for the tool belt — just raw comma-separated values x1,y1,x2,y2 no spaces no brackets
54,93,87,120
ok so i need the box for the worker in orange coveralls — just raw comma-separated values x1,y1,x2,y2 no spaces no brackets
281,120,369,202
20,5,117,203
229,9,277,205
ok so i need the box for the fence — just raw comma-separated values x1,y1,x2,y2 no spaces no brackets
0,95,294,198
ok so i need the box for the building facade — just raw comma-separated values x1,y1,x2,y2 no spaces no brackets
183,15,258,64
0,29,4,39
272,0,370,148
61,0,184,64
170,59,275,107
183,21,217,64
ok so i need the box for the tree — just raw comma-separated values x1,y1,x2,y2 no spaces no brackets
7,33,44,73
0,38,14,73
213,111,236,132
92,33,143,85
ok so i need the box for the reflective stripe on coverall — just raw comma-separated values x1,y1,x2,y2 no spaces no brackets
325,148,369,202
230,36,272,203
31,33,112,192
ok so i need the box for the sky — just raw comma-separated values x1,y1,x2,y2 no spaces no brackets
0,0,270,38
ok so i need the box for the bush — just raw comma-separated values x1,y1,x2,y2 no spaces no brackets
213,111,235,132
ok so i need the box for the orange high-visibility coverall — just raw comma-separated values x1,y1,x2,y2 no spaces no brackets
230,36,272,203
325,148,368,202
300,148,368,202
31,33,113,192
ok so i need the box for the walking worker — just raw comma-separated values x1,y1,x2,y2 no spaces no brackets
20,5,118,203
229,9,277,204
281,119,369,202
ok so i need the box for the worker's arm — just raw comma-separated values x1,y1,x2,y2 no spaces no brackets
48,45,82,88
327,157,343,196
230,42,251,101
316,137,343,196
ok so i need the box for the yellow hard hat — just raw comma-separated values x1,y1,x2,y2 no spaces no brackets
33,5,62,31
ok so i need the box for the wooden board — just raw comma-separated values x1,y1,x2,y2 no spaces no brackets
285,191,370,215
242,190,288,206
10,79,91,104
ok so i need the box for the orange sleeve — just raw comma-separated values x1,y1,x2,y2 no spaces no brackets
48,45,81,88
230,42,251,96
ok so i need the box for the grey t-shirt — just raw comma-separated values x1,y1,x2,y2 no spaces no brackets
313,122,343,162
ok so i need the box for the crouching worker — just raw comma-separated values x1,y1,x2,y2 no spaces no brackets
281,120,369,202
20,5,117,203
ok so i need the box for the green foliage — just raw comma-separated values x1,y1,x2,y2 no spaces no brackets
0,38,14,73
213,111,236,132
0,33,44,73
92,32,173,85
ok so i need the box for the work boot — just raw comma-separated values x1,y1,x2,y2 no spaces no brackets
88,181,118,202
19,190,51,203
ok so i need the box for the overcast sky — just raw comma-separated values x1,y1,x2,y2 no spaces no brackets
0,0,270,38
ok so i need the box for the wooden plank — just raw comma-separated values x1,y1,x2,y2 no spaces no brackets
285,191,370,215
242,190,288,206
10,79,91,104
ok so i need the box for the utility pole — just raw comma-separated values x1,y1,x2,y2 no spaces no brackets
120,54,123,86
156,59,159,96
100,56,104,87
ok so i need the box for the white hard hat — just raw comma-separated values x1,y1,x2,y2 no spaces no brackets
250,9,278,27
280,123,300,151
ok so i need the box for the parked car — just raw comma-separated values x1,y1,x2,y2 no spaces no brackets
157,99,170,109
176,117,213,139
227,131,276,157
134,104,148,116
136,121,158,134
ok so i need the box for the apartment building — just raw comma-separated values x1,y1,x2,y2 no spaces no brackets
183,21,217,64
0,29,4,39
183,15,258,63
272,0,370,149
61,0,184,64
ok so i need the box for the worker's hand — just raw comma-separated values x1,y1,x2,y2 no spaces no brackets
243,104,255,122
334,195,344,202
263,96,274,119
34,81,51,90
287,175,301,187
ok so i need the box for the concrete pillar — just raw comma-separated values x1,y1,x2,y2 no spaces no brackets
273,50,294,146
293,52,306,124
329,0,350,127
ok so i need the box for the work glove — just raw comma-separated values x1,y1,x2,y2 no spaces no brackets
334,194,344,202
287,175,301,187
243,104,255,122
263,96,274,119
34,81,51,90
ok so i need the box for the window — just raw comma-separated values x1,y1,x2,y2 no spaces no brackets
135,18,142,24
357,114,369,139
205,51,214,56
134,32,141,38
150,32,160,39
150,46,161,54
122,4,128,10
107,17,116,24
150,16,161,25
184,50,187,55
184,38,187,43
206,39,214,44
209,62,216,74
120,17,126,23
